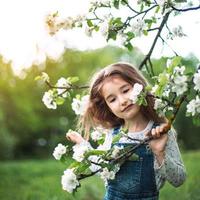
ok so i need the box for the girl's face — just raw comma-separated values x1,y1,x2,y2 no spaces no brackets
101,76,141,121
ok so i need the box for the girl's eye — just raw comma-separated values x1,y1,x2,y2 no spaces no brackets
123,89,129,93
109,98,116,103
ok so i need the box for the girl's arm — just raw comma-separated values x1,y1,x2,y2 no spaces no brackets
154,127,187,187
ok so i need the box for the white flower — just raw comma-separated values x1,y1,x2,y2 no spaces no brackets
42,90,57,109
172,75,188,96
61,169,79,193
90,0,110,7
167,106,174,111
166,59,172,68
90,0,101,7
174,66,185,75
137,0,142,4
100,168,115,182
72,141,91,162
154,99,165,110
174,75,187,84
71,95,89,115
151,84,158,94
129,83,143,103
163,88,170,97
186,99,196,116
117,33,128,46
53,143,67,160
85,26,93,37
187,96,200,116
193,69,200,91
101,0,110,6
88,155,102,172
99,21,109,37
100,168,115,181
111,146,122,158
156,0,166,7
62,17,74,30
172,83,187,96
172,26,185,37
131,19,146,37
57,77,71,97
91,130,103,141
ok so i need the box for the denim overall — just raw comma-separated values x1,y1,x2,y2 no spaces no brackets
104,125,159,200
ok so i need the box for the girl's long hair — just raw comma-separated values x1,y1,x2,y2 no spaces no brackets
77,62,166,139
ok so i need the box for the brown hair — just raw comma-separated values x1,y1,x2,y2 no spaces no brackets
78,62,166,138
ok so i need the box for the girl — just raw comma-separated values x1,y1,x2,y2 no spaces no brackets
67,62,186,200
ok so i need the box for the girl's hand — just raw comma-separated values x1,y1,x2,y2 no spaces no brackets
145,123,169,156
66,130,84,144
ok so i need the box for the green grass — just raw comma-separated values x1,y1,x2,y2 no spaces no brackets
0,151,199,200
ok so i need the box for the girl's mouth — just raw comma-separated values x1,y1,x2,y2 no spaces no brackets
122,104,133,112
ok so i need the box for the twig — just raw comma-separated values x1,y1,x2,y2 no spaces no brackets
159,35,179,56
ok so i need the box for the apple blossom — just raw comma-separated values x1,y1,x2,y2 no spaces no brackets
71,95,89,115
53,143,67,160
193,69,200,91
172,26,186,37
129,83,143,103
42,90,57,109
91,130,103,141
187,95,200,116
57,77,71,97
131,19,147,37
100,167,115,182
72,141,91,162
61,169,79,193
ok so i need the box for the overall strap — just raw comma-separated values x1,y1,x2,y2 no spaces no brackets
112,126,121,135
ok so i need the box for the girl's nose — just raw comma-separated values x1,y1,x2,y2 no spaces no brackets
119,96,128,106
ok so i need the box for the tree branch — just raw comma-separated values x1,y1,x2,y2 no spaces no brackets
139,11,171,70
171,5,200,12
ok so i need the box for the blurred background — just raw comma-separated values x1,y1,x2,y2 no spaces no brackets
0,0,200,199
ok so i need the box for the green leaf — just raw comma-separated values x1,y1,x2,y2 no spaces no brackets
143,30,148,36
68,161,80,169
87,19,93,27
192,117,200,126
142,98,148,106
55,97,65,105
128,153,139,161
34,76,41,81
67,76,79,83
97,138,105,145
84,149,106,158
158,73,169,85
94,26,99,31
126,31,135,40
121,0,128,5
155,5,160,13
113,0,120,9
172,56,182,67
112,132,122,144
112,17,123,27
140,3,144,12
76,162,90,174
75,94,81,100
174,0,187,2
107,30,117,41
144,19,152,24
165,110,174,119
124,42,133,51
